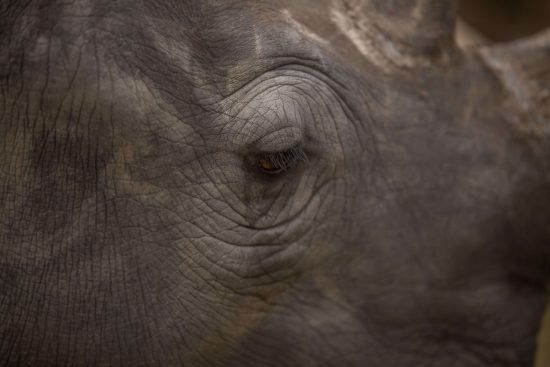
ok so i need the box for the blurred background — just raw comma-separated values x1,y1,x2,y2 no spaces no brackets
458,1,550,366
460,0,550,40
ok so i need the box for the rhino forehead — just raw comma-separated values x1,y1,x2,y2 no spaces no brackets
257,0,457,72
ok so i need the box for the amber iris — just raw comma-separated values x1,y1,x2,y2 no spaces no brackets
255,146,306,175
258,158,277,172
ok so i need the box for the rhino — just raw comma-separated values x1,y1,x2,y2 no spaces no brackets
0,0,549,366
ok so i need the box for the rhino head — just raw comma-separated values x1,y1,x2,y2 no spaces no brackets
0,0,549,366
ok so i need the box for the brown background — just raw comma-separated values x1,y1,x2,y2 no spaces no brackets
460,0,550,40
458,1,550,365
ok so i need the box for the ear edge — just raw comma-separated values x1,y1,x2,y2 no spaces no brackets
479,29,550,118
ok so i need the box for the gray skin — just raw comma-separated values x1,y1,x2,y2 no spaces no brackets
0,0,549,366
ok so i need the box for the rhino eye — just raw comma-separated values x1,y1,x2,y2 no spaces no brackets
255,146,308,176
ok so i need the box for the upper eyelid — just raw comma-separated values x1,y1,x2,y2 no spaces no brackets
213,67,351,155
248,127,304,153
216,68,346,137
219,82,311,151
220,56,332,99
220,65,336,108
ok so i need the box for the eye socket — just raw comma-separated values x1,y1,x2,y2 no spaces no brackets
255,146,308,176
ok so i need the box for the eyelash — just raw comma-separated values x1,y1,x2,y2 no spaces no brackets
255,145,308,176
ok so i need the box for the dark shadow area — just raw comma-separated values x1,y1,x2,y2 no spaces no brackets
460,0,550,41
459,2,550,366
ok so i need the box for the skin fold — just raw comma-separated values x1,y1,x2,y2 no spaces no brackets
0,0,548,366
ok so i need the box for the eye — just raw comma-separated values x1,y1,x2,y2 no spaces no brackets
255,146,308,176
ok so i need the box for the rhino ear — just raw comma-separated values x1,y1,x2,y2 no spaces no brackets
479,29,550,116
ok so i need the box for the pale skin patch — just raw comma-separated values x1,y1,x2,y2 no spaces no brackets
328,5,431,70
281,9,330,46
479,50,533,112
329,7,389,70
253,24,263,57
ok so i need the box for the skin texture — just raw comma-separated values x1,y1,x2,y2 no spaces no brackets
0,0,549,366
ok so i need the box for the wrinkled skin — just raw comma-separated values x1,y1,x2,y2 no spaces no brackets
1,0,549,366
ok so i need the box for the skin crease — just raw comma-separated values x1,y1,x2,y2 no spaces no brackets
0,0,549,366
